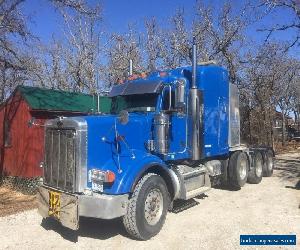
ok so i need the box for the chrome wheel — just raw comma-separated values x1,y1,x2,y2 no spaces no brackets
263,150,274,177
239,158,247,180
255,157,263,177
267,154,273,171
144,188,163,226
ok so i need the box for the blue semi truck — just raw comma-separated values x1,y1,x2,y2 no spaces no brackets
37,45,274,240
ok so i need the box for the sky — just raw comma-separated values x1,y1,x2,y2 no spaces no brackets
21,0,299,57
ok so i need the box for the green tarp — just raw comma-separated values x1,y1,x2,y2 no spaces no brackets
17,86,111,113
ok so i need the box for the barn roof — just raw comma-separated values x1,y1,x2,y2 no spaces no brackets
16,85,111,113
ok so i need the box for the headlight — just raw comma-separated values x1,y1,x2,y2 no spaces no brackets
91,169,115,183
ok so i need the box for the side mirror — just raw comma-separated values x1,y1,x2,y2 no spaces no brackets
174,79,186,109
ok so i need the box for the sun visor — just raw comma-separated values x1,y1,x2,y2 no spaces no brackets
109,80,163,97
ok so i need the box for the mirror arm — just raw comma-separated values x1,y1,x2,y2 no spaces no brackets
168,85,172,110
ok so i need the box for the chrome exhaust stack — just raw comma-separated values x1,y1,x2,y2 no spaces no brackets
189,43,203,160
191,43,197,89
154,113,170,154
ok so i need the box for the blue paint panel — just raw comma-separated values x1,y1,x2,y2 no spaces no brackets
168,114,188,154
163,65,229,158
84,113,167,194
197,66,229,157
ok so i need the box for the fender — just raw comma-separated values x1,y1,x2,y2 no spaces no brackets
129,160,181,200
98,150,179,198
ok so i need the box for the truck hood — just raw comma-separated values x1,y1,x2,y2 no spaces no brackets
83,113,154,169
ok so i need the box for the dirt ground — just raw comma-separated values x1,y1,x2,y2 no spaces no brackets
0,186,36,217
0,153,299,250
274,141,300,154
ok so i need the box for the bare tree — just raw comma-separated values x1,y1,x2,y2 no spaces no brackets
144,17,165,72
290,76,300,130
49,0,99,16
241,43,283,145
0,0,30,101
167,8,191,67
240,42,300,146
196,2,256,85
0,0,98,102
276,57,300,145
106,25,144,86
260,0,300,49
160,2,255,85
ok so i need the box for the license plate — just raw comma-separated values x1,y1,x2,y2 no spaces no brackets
48,190,61,219
92,182,103,192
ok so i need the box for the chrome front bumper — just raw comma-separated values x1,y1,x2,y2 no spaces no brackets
37,186,129,230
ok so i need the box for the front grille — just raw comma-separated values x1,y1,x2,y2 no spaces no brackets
44,128,76,192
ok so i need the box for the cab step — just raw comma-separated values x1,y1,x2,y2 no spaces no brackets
172,199,199,213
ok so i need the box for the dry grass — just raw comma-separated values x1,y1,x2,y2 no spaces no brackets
0,186,37,217
274,141,300,154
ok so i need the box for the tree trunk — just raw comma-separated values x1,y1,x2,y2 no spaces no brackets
281,111,286,146
296,109,300,131
268,107,274,149
248,108,252,144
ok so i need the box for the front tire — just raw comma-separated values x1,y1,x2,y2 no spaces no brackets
229,151,249,188
247,152,263,184
123,173,170,240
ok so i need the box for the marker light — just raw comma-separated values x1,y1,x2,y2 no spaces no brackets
140,72,147,78
128,74,139,81
117,79,124,84
91,169,115,183
159,71,167,77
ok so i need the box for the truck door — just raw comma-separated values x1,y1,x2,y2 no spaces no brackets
218,96,229,153
161,86,187,157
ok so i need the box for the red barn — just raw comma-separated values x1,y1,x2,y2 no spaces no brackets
0,86,111,178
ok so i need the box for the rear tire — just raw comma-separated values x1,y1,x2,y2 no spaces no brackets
263,150,274,177
229,151,249,188
247,152,263,184
123,173,170,240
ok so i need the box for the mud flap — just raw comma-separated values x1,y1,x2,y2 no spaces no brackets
37,186,79,230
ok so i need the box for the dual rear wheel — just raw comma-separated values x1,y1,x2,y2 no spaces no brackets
248,152,263,184
229,150,274,188
263,150,274,177
229,151,249,187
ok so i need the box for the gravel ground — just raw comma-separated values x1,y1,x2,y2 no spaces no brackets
0,153,299,250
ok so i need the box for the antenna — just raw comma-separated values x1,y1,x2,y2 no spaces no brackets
129,59,133,76
192,42,197,89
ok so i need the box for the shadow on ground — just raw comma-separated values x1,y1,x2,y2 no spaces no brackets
41,193,211,242
212,184,241,192
41,216,129,242
275,156,300,189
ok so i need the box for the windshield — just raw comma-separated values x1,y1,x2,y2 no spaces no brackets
111,93,158,114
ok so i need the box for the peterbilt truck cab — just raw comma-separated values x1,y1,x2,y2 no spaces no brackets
37,46,274,240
